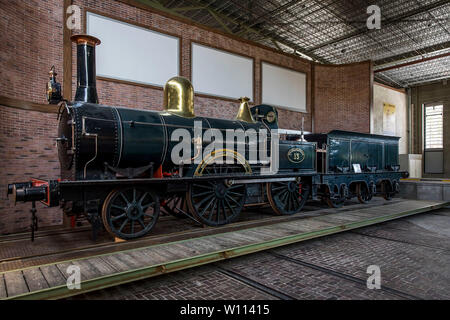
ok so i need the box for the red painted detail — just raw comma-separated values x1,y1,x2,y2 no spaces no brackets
163,170,178,177
153,165,163,178
31,178,50,206
70,216,76,229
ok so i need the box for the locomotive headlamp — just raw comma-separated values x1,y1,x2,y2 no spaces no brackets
163,76,195,118
46,66,62,104
266,111,277,123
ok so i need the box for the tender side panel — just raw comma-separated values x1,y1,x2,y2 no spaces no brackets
328,138,350,172
385,142,400,169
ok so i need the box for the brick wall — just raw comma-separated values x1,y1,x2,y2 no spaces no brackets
0,0,372,234
0,0,64,103
0,0,64,234
313,62,372,134
0,107,62,234
71,0,313,130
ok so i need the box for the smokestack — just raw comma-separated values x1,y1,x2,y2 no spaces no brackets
71,34,101,103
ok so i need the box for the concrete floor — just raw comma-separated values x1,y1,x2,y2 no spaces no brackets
72,205,450,300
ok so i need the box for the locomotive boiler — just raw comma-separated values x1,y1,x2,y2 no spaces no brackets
7,34,407,241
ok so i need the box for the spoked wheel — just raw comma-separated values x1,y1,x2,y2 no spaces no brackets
266,179,310,215
188,150,251,227
102,187,159,240
356,183,372,204
161,194,189,219
187,179,247,226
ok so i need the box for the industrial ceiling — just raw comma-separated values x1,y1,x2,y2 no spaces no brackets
135,0,450,88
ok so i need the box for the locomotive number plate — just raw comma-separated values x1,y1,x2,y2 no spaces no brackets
287,147,305,163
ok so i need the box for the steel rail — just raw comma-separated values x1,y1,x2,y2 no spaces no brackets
268,252,422,300
5,201,447,300
0,200,401,269
0,206,333,269
215,265,296,300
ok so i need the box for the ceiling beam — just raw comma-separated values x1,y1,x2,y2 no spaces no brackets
207,8,233,33
236,0,301,31
374,41,450,66
194,0,329,62
305,0,450,53
221,0,328,62
406,75,450,87
135,0,326,62
374,51,450,73
374,75,405,88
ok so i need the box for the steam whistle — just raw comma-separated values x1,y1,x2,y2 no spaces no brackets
301,116,305,141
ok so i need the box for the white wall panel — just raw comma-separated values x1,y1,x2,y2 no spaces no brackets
191,43,253,100
262,62,306,112
87,12,179,87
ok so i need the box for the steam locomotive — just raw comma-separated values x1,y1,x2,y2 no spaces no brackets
6,35,408,240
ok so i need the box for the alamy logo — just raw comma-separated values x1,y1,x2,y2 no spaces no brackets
170,122,280,175
66,265,81,290
66,5,81,31
367,265,381,289
367,5,381,30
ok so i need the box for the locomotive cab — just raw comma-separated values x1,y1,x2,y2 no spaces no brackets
250,105,279,130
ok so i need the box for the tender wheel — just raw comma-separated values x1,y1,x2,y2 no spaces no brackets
356,183,372,204
102,187,159,240
382,181,394,200
161,194,189,219
266,179,310,215
187,179,247,226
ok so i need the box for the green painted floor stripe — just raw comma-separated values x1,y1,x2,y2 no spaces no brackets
5,201,448,300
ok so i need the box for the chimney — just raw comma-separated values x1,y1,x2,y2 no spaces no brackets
71,34,101,104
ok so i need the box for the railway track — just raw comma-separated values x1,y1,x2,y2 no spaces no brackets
0,215,176,244
213,250,422,300
0,199,445,300
0,199,401,273
215,265,296,300
0,226,91,244
267,251,422,300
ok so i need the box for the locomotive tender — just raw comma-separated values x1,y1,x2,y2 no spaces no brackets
7,35,408,240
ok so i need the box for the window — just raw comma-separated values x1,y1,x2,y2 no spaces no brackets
261,62,307,112
191,43,254,100
424,104,443,149
87,12,180,87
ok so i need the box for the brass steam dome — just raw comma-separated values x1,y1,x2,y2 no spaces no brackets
163,76,195,118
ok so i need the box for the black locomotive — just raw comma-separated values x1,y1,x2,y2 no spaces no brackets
7,35,408,240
